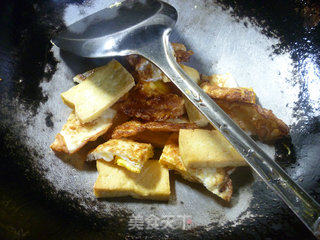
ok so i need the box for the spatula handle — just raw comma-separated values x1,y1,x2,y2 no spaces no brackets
138,29,320,239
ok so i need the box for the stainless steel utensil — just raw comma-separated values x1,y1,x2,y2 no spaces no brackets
51,0,320,237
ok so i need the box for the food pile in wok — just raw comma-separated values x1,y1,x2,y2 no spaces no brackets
50,43,289,202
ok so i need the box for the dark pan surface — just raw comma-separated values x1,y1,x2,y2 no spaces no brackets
1,0,320,239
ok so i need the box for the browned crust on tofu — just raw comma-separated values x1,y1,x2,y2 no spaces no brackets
201,82,256,104
112,120,197,139
50,133,69,153
50,124,113,154
130,131,171,148
92,139,153,163
218,175,233,202
119,90,185,121
216,100,289,142
123,47,191,121
51,116,113,154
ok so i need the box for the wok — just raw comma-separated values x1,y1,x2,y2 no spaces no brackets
0,0,320,239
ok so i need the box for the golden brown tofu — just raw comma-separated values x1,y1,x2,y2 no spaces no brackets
179,129,248,168
216,100,289,142
200,73,288,142
50,109,116,154
201,73,256,104
131,131,172,148
61,60,135,123
159,133,233,201
123,48,194,121
111,120,197,139
88,139,154,173
119,81,185,121
201,82,256,104
94,159,171,201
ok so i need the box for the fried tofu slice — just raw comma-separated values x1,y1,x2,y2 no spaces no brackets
201,82,256,104
201,74,288,141
50,109,116,154
61,60,135,123
111,121,143,139
94,159,170,200
159,133,233,201
88,139,154,173
201,73,256,104
133,131,171,148
119,80,185,121
179,129,248,168
184,71,255,127
216,100,289,142
123,45,195,121
111,120,197,139
201,73,238,88
111,120,197,147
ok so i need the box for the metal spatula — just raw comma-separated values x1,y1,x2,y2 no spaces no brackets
51,0,320,237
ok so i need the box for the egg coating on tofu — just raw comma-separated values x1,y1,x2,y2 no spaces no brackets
61,59,135,123
187,167,233,202
94,159,171,201
50,109,116,154
88,139,154,173
159,133,233,201
201,83,256,104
